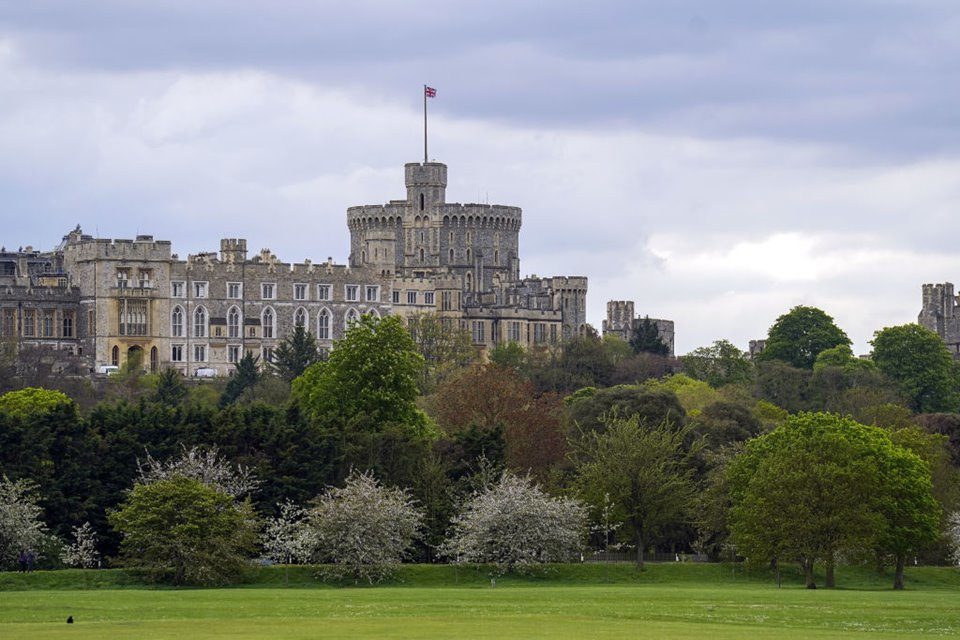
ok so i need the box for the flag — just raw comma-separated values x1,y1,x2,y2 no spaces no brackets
425,86,437,98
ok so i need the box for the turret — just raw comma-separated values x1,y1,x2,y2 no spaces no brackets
405,162,447,212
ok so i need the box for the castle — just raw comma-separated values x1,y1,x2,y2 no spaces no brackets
0,161,588,376
600,300,675,356
919,283,960,358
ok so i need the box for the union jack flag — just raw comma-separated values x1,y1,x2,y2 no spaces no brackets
425,86,437,98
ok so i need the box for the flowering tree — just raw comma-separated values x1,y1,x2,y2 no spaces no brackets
950,512,960,567
262,500,312,565
304,471,423,583
61,521,100,569
440,473,587,574
137,445,259,499
0,476,51,570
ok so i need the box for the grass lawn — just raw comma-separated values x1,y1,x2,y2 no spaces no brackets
1,564,958,639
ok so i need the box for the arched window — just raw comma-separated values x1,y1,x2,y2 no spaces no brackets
494,249,499,265
361,250,366,263
344,307,360,330
227,306,240,339
365,308,381,319
294,307,307,328
448,248,454,262
419,193,425,211
318,308,331,340
262,307,275,339
150,346,158,373
111,345,119,367
466,248,472,263
193,306,207,338
171,305,184,337
465,272,473,292
419,248,425,263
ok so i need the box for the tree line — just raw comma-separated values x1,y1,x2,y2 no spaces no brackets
1,308,959,588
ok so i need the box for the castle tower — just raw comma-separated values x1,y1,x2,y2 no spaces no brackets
405,162,447,212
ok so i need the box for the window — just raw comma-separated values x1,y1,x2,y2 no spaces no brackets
392,290,400,304
41,310,55,338
441,291,452,311
449,248,454,262
424,292,435,306
294,307,307,328
228,307,240,338
227,282,242,299
62,311,74,338
171,281,185,297
112,345,119,366
466,248,472,262
194,306,207,338
494,250,499,265
472,321,485,344
228,345,240,364
550,324,557,344
194,344,206,362
509,321,521,343
365,286,379,302
23,309,35,337
318,284,331,301
138,269,152,288
419,248,425,263
407,291,417,305
261,283,275,300
262,346,274,363
465,272,473,292
118,299,148,336
116,269,129,288
345,308,360,330
171,305,184,337
534,323,546,344
262,307,275,339
294,284,308,301
345,285,359,301
171,344,184,362
318,309,330,340
193,281,208,298
1,309,15,337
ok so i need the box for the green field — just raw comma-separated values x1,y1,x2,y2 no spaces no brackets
1,564,959,639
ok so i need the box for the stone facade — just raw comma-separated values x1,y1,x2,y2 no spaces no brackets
919,282,960,358
601,300,675,356
2,160,588,376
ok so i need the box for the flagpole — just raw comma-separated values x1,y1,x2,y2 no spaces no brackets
423,84,428,164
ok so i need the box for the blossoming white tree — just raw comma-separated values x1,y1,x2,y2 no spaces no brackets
304,471,423,583
0,476,49,570
61,521,100,569
262,500,312,565
440,473,588,574
137,445,258,499
949,512,960,567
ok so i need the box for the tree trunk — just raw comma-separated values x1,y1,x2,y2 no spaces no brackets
825,555,835,589
802,557,817,589
893,554,905,590
635,531,645,570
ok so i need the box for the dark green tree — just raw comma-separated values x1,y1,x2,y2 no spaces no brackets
629,317,670,356
758,305,850,369
405,313,476,393
565,385,686,438
220,351,260,407
270,324,321,382
153,368,188,406
871,324,958,413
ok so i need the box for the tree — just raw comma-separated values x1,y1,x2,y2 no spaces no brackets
557,334,615,389
949,512,960,566
109,476,257,586
136,445,259,500
440,473,587,574
405,313,476,393
565,385,685,438
813,344,876,373
629,317,670,356
270,324,322,382
153,368,187,406
60,521,100,569
261,500,311,566
727,413,939,589
871,324,958,413
303,471,423,583
292,315,429,434
573,417,701,568
682,340,753,388
220,351,260,407
0,476,50,570
758,306,850,369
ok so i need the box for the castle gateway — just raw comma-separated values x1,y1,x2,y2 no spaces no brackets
1,161,587,375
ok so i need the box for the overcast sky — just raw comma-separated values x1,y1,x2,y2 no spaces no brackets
2,1,959,354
